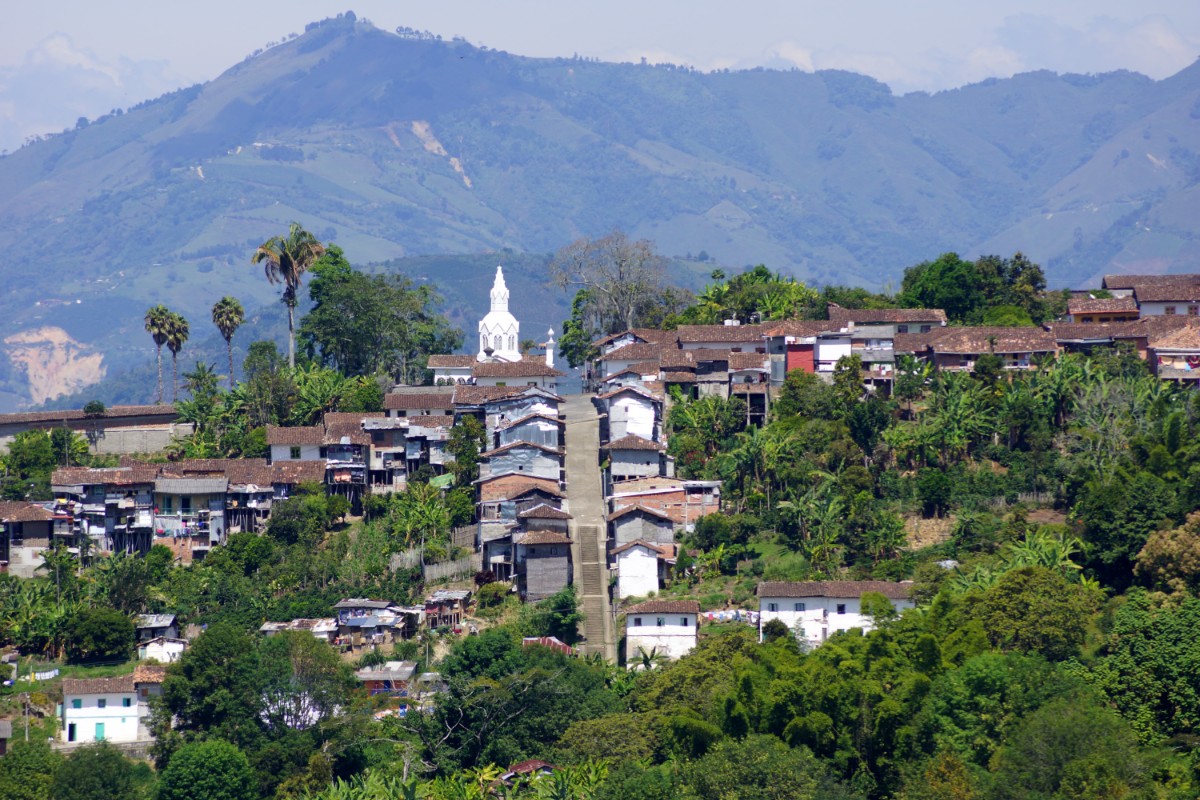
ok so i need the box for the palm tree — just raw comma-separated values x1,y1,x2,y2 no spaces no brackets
251,222,326,368
211,296,245,388
165,312,189,403
144,305,172,404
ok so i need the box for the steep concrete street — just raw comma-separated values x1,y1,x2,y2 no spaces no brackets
562,394,616,661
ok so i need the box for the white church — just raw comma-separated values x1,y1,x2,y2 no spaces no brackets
427,266,563,390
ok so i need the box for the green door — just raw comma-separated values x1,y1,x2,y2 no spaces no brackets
95,722,105,740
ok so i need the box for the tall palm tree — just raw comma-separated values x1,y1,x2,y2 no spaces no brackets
144,305,172,404
211,296,245,388
251,222,326,368
165,312,189,403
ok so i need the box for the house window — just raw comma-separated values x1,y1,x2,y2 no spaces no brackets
1166,306,1177,315
123,697,132,708
98,698,107,709
897,325,909,334
767,602,778,613
290,446,301,459
836,604,847,615
794,602,806,612
1190,306,1199,316
920,325,932,333
72,699,82,710
633,617,642,627
656,617,665,627
680,617,690,626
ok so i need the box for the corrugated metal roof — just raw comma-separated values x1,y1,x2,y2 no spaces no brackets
154,477,227,494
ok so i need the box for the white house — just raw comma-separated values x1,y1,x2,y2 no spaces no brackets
756,581,915,649
266,425,324,463
612,540,669,599
479,441,563,483
624,599,699,667
599,386,661,441
60,665,165,744
137,636,188,663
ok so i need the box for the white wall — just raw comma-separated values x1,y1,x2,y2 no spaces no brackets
616,547,660,599
271,444,322,462
62,691,141,743
816,340,852,372
139,640,186,663
626,613,697,665
607,395,657,440
610,449,662,480
757,595,915,649
1138,301,1200,317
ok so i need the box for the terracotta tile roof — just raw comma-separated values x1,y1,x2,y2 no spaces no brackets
920,327,1058,355
272,460,326,484
611,538,668,555
602,342,674,362
452,385,531,405
1117,315,1199,338
266,425,324,446
592,328,679,348
827,304,947,325
472,360,564,378
729,352,769,370
1067,295,1139,314
0,405,177,427
675,324,765,343
660,371,697,383
1047,323,1129,341
478,474,563,501
762,320,834,338
63,673,136,696
757,580,913,600
597,385,661,401
427,354,477,368
384,390,455,410
323,420,371,446
133,664,168,684
505,759,557,776
0,501,55,523
323,412,386,426
518,503,573,520
625,599,700,614
1148,325,1200,350
406,415,455,430
165,458,274,487
1103,273,1200,290
1133,282,1200,303
518,530,572,545
52,465,160,487
660,349,730,369
603,434,666,451
607,503,674,523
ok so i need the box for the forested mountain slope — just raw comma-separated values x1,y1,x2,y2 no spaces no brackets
0,14,1197,408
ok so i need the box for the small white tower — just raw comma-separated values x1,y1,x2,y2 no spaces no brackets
477,266,521,362
545,328,556,367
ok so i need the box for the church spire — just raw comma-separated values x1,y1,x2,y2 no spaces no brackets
489,265,509,312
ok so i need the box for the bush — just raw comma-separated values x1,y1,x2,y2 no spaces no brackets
64,608,134,664
476,581,511,608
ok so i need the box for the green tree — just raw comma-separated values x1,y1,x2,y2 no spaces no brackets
50,742,137,800
165,312,189,403
242,341,294,426
211,296,245,389
962,567,1098,661
684,734,846,800
63,607,133,663
154,623,265,759
252,221,327,369
144,304,172,404
447,415,487,487
157,739,257,800
899,253,983,323
259,631,353,734
0,738,61,800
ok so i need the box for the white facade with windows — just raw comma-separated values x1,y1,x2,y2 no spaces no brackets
756,581,915,649
624,600,699,666
477,266,521,362
61,676,140,744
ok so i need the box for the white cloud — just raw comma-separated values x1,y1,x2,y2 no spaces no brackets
0,33,181,152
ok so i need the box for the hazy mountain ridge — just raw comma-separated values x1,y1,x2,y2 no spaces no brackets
0,15,1198,409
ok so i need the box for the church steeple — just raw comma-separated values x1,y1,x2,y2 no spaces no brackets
478,265,521,362
490,266,510,312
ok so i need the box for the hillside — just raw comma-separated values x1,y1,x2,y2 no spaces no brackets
0,14,1198,409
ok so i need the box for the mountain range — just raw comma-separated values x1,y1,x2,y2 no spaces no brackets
1,13,1198,411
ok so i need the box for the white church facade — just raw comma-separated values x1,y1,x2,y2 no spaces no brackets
428,266,563,390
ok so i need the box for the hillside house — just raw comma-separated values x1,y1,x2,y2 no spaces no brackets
603,435,669,482
896,327,1058,371
153,477,227,560
479,441,563,483
384,389,456,417
0,501,56,578
607,503,675,549
763,320,833,383
599,386,662,442
259,618,339,644
425,589,472,629
0,405,188,455
675,323,766,353
428,354,477,385
609,478,721,532
625,599,699,666
356,660,418,697
267,425,324,463
1148,325,1200,381
494,413,563,450
60,665,165,744
1131,282,1200,317
137,636,188,663
515,530,572,601
612,539,672,599
134,613,178,642
756,580,914,649
1066,294,1139,323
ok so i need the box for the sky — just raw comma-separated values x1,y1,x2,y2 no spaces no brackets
2,1,1199,153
